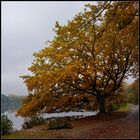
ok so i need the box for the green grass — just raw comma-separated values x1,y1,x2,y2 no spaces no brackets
1,129,44,139
1,126,60,139
1,131,30,139
116,103,131,112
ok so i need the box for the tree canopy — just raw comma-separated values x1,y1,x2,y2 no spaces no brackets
17,1,139,117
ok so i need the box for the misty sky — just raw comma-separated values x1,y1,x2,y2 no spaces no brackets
1,1,134,96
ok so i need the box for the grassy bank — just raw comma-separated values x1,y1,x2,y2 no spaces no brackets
116,103,131,112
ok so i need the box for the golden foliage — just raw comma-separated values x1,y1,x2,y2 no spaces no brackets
17,1,138,117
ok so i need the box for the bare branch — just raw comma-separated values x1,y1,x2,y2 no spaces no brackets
79,1,112,30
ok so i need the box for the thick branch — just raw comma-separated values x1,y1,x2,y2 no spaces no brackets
64,79,97,96
111,49,132,92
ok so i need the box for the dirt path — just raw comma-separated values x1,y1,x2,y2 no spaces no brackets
85,104,139,139
126,104,139,120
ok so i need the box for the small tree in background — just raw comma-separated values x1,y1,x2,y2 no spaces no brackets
1,114,13,135
127,79,139,104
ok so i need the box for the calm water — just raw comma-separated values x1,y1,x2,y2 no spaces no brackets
4,111,24,130
3,110,99,130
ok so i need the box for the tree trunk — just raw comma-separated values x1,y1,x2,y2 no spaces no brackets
97,95,105,113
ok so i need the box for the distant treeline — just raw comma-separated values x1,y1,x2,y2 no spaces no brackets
1,94,24,113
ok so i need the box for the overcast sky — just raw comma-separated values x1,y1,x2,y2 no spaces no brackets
1,1,134,96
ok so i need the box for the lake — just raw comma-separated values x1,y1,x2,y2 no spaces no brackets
3,110,99,130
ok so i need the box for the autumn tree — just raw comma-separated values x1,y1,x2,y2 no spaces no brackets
17,1,139,117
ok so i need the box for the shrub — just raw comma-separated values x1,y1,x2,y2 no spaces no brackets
110,104,119,111
105,93,127,112
1,114,13,135
22,115,46,129
127,92,138,105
